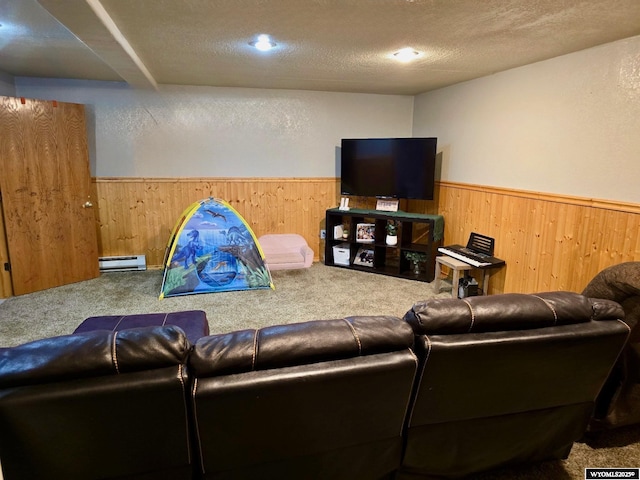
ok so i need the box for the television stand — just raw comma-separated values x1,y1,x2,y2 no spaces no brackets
325,208,444,282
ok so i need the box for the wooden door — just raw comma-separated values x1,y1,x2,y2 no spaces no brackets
0,96,99,295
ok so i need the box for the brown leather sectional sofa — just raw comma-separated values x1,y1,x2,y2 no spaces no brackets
0,291,631,480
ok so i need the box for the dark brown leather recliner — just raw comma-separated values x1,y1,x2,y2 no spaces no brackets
188,315,417,480
0,326,193,480
582,261,640,430
398,292,630,479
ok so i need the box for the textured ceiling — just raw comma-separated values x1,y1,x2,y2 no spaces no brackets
0,0,639,95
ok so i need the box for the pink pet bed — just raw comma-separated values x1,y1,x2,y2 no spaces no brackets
258,234,314,271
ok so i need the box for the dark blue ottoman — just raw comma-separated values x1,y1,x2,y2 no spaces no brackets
74,310,210,344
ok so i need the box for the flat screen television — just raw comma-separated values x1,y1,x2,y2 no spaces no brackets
340,137,437,200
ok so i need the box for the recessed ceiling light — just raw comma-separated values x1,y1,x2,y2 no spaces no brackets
249,34,277,51
393,47,421,62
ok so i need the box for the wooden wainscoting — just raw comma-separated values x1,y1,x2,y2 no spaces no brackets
91,177,639,296
2,177,635,298
91,177,340,268
409,182,640,294
0,195,12,298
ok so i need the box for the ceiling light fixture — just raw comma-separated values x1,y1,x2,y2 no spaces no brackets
393,47,421,62
249,34,276,51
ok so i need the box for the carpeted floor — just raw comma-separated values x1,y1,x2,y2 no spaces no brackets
0,263,452,347
0,263,638,478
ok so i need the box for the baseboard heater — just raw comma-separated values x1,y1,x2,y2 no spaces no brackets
99,255,147,272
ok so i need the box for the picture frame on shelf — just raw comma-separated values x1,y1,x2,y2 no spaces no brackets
376,198,399,212
356,223,375,243
354,247,374,267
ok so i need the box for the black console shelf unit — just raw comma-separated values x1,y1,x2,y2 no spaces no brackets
325,208,444,282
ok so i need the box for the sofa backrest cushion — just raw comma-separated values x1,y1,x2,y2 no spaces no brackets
0,325,193,480
0,325,190,388
189,315,414,376
399,292,630,478
404,291,624,335
190,316,418,479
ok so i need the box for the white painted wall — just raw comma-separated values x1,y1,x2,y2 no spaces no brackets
15,79,414,178
0,71,15,97
413,35,640,204
13,34,640,203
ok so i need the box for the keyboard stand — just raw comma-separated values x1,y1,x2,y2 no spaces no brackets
435,255,492,297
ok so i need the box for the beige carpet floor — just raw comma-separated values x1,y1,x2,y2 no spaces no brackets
0,263,451,347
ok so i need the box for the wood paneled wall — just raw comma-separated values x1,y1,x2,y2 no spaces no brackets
91,177,340,269
425,182,640,293
0,196,12,298
2,177,637,298
91,177,639,295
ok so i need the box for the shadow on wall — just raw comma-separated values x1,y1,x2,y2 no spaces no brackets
436,145,448,182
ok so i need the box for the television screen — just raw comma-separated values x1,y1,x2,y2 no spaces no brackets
340,137,437,200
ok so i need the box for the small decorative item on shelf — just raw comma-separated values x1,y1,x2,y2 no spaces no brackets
404,251,428,274
385,221,398,246
354,247,374,267
342,228,349,240
356,223,375,243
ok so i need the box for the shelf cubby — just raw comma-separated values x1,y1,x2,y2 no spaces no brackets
325,208,444,282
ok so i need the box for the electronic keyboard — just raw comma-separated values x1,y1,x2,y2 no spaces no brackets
438,232,505,268
438,246,503,268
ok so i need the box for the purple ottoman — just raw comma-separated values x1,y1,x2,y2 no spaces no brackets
74,310,210,344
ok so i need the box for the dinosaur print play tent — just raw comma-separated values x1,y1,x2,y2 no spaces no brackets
160,198,274,298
